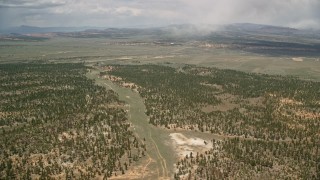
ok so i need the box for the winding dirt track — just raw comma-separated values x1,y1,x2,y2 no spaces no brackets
149,131,168,178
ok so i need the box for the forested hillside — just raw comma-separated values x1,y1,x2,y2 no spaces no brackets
107,64,320,179
0,63,145,179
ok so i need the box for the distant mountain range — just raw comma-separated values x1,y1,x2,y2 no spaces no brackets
0,23,316,34
1,23,320,57
0,23,320,44
222,23,298,34
1,23,319,41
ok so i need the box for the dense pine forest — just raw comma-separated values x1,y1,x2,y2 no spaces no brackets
0,63,145,179
107,64,320,179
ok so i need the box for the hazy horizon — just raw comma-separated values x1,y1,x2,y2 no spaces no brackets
1,0,320,30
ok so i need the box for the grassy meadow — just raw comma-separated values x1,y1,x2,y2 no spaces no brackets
1,37,319,81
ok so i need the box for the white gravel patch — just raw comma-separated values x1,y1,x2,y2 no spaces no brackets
169,133,212,158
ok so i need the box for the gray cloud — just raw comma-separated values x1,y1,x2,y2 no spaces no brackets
0,0,65,9
0,0,319,29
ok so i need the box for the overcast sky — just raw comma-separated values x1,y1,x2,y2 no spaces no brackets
0,0,319,29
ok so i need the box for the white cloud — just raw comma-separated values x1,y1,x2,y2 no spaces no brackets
115,7,142,16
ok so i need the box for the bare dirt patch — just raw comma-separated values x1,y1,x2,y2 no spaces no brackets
153,55,175,59
169,133,212,159
294,110,320,119
200,82,223,91
280,98,303,105
292,57,304,62
106,156,158,180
